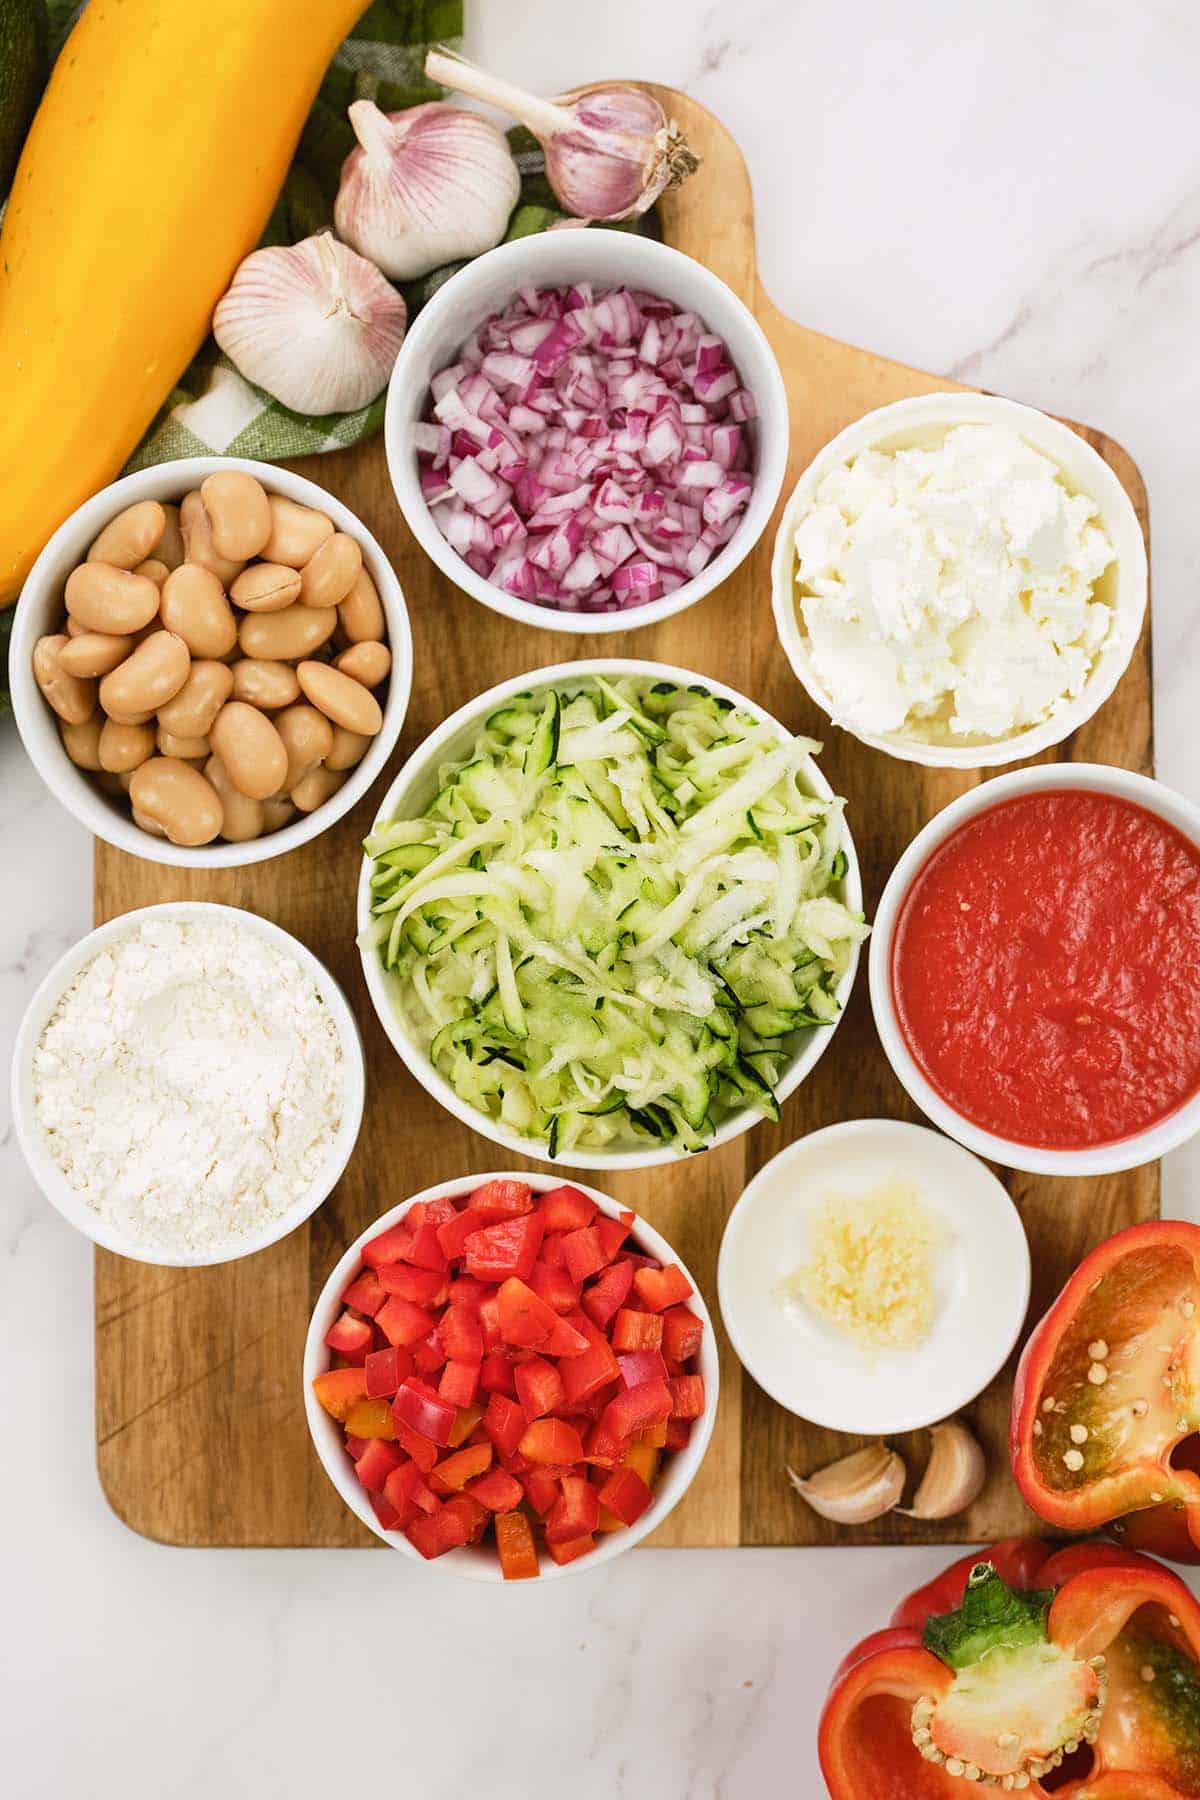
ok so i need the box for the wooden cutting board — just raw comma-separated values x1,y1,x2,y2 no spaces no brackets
93,87,1154,1549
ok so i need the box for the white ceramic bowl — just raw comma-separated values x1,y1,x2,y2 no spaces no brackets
770,391,1148,769
304,1170,719,1580
10,901,366,1266
356,658,864,1171
10,455,413,868
717,1119,1030,1434
385,228,788,634
870,763,1200,1176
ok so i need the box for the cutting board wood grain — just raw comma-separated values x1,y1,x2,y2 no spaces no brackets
93,88,1153,1549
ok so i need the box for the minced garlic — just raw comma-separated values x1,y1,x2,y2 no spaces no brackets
778,1178,945,1350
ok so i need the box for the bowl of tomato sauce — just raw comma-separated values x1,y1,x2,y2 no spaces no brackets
870,764,1200,1176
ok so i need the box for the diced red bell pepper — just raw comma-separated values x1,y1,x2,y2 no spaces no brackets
434,1208,482,1260
519,1417,586,1465
468,1177,533,1219
312,1367,369,1421
353,1438,405,1494
364,1345,412,1399
547,1316,591,1358
611,1307,664,1352
521,1468,562,1516
411,1331,445,1375
540,1233,567,1269
546,1474,600,1544
633,1262,693,1311
595,1215,630,1262
405,1201,428,1229
344,1435,369,1461
601,1380,672,1441
439,1304,484,1362
446,1403,483,1448
439,1359,480,1409
669,1374,706,1419
430,1441,493,1494
422,1194,459,1227
375,1262,447,1305
665,1418,692,1452
369,1492,402,1531
482,1392,526,1460
344,1397,395,1439
636,1420,668,1448
545,1532,594,1566
479,1352,516,1397
391,1377,457,1448
514,1356,565,1420
404,1221,450,1273
405,1505,469,1560
361,1222,415,1268
446,1275,490,1310
384,1459,440,1522
441,1491,489,1544
341,1269,386,1317
495,1509,539,1580
529,1259,582,1314
560,1225,607,1285
496,1276,559,1348
597,1465,655,1526
466,1468,524,1512
477,1294,502,1350
582,1258,634,1328
376,1295,435,1349
392,1416,438,1472
465,1212,545,1282
618,1348,670,1390
583,1419,626,1469
323,1310,373,1363
540,1184,597,1231
560,1333,620,1405
661,1305,704,1363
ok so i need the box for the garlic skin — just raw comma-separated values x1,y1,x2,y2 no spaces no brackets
334,100,520,282
897,1419,987,1520
787,1444,906,1525
214,233,407,416
425,49,700,222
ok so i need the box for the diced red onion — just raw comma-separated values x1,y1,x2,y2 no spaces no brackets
419,283,756,611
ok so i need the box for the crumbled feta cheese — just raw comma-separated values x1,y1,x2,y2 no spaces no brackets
792,424,1116,741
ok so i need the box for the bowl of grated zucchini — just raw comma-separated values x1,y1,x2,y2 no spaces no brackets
356,660,867,1171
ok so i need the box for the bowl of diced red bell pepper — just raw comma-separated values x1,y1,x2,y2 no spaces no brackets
304,1171,718,1579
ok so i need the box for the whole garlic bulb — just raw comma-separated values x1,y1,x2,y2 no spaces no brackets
335,100,520,282
213,233,407,416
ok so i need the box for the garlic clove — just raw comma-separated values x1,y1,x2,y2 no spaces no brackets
897,1420,987,1521
213,233,407,416
334,99,520,283
424,49,700,223
787,1444,906,1525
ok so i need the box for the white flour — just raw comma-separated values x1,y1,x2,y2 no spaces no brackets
33,915,345,1254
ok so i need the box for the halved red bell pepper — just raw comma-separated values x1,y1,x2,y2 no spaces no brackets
1011,1222,1200,1562
820,1538,1200,1798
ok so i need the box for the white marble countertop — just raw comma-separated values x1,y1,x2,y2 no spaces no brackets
3,5,1198,1794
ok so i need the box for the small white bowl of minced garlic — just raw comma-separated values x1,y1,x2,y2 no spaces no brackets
716,1118,1030,1434
770,392,1147,769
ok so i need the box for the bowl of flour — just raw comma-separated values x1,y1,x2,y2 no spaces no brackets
11,903,365,1265
770,392,1148,769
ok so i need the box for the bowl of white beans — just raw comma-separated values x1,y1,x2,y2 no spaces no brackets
9,456,412,867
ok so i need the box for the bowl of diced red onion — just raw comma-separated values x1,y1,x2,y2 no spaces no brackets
385,228,789,631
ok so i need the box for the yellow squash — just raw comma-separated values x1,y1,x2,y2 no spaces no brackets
0,0,367,603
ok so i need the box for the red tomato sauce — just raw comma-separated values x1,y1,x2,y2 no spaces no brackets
891,790,1200,1149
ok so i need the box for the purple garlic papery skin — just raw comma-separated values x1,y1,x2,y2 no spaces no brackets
335,100,520,283
551,85,699,221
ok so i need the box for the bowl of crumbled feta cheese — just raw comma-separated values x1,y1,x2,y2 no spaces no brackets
770,392,1147,767
11,902,366,1266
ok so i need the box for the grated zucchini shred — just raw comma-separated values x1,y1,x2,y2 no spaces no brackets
360,676,867,1154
